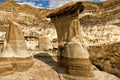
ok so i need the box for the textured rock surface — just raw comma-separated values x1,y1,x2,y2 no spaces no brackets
0,0,52,25
0,0,119,79
49,3,94,75
47,0,120,77
38,36,53,51
0,56,60,80
0,52,119,80
0,22,34,75
79,0,120,77
88,42,120,77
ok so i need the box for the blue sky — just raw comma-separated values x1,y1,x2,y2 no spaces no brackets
0,0,107,8
17,0,50,8
0,0,5,2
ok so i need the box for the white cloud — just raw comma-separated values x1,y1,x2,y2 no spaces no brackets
16,0,44,8
17,0,36,6
36,3,43,7
49,0,89,8
24,1,36,6
49,0,107,8
16,0,107,8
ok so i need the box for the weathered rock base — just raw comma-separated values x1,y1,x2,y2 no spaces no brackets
0,56,34,75
58,57,94,77
0,53,119,80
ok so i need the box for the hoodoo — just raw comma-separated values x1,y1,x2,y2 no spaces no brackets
0,22,34,75
47,2,94,77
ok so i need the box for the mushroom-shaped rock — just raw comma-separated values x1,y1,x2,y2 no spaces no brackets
47,2,94,76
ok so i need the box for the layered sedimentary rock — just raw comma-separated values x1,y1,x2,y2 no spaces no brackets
88,42,120,77
78,0,120,77
47,2,94,77
0,0,56,51
59,19,93,77
0,22,34,75
0,0,52,25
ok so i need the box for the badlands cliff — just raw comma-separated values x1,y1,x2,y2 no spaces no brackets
0,0,119,80
79,0,120,77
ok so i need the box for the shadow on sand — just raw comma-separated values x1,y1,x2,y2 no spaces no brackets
34,52,66,74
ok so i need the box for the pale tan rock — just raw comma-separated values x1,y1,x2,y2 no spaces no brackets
25,38,38,50
63,42,89,58
0,52,119,80
38,36,53,51
7,22,30,57
48,5,94,76
0,22,34,75
0,58,60,80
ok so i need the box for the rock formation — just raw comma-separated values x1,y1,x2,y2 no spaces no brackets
79,0,120,77
47,2,94,77
0,0,119,79
38,36,53,51
0,22,34,75
47,0,120,78
0,0,52,23
0,0,55,51
59,19,93,77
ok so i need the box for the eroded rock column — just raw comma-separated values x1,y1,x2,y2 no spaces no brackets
58,19,94,77
0,22,34,75
47,2,94,77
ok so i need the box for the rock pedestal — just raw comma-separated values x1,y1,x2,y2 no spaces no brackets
59,43,92,76
47,3,94,77
0,22,34,75
57,19,94,77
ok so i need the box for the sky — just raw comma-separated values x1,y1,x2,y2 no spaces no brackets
0,0,5,2
0,0,107,8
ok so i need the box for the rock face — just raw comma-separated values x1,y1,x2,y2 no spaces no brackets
0,0,119,79
0,0,52,24
47,0,120,78
0,22,34,75
88,42,120,77
0,1,54,76
78,0,120,77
